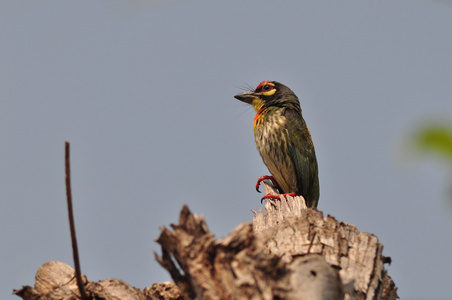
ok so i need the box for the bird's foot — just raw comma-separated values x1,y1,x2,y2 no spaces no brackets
260,192,296,203
255,175,279,193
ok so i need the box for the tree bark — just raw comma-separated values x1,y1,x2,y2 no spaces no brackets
14,181,397,300
154,181,397,299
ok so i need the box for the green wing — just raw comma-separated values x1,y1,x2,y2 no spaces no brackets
285,109,320,208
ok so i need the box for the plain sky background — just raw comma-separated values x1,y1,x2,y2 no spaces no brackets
1,1,452,299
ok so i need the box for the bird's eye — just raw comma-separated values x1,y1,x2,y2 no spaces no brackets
262,85,273,91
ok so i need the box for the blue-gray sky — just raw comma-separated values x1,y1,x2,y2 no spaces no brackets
2,1,452,299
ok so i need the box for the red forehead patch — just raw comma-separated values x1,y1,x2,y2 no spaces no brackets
255,80,273,90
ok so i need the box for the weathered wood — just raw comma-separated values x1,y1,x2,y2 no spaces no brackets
13,261,181,300
154,205,347,299
144,282,183,300
156,207,293,299
254,199,393,299
14,180,397,299
253,180,396,299
154,181,397,299
14,261,86,300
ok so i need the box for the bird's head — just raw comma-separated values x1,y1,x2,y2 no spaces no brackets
234,81,300,112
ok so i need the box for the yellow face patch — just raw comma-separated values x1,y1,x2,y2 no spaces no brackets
261,88,277,97
251,98,265,112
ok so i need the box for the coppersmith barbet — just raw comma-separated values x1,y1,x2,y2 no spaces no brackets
234,81,319,208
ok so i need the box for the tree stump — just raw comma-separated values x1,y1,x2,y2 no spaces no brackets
14,181,397,299
155,181,397,299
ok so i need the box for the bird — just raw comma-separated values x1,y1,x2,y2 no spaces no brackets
234,81,319,208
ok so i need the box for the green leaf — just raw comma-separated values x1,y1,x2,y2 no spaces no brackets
413,124,452,161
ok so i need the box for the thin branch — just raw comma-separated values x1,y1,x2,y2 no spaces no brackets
307,232,317,254
65,142,87,300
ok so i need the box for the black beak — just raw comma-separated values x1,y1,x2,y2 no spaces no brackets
234,91,256,104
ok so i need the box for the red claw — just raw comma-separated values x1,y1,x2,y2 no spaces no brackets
255,175,279,193
260,192,297,203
